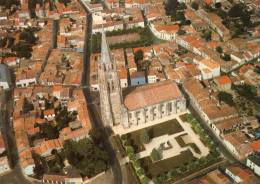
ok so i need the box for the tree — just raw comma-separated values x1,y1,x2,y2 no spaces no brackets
0,0,20,9
178,2,186,10
216,46,223,54
58,0,71,6
215,2,222,9
234,84,257,99
39,123,59,140
217,9,227,19
218,91,234,106
136,167,145,176
121,134,128,140
202,30,212,41
140,130,150,144
20,28,38,44
0,37,7,48
11,42,33,58
64,138,109,177
125,146,135,154
176,11,186,24
134,49,144,63
222,53,231,61
150,148,161,161
165,0,179,17
177,29,186,35
140,175,149,184
191,2,199,10
128,153,138,162
229,3,245,18
89,128,103,144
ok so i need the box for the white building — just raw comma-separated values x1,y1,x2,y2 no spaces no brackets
0,64,11,89
125,81,186,126
196,58,220,80
247,153,260,177
0,156,10,175
16,78,37,87
149,23,179,41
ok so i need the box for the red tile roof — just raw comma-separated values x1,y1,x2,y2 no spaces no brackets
124,80,182,110
250,140,260,152
215,75,231,86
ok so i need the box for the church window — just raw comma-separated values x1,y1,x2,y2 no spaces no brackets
111,81,115,91
103,64,106,71
168,103,172,112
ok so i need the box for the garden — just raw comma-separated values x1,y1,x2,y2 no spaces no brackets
91,27,163,53
232,84,260,116
121,119,183,152
120,114,222,184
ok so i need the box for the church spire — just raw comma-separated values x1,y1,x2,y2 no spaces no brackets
101,28,112,63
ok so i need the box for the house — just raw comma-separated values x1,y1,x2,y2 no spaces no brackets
86,2,103,12
223,131,253,160
42,170,83,184
247,152,260,177
225,164,260,184
106,0,119,9
250,140,260,152
0,133,6,155
33,139,63,157
126,49,137,72
0,156,10,175
0,64,11,89
118,68,128,88
197,58,220,80
150,23,179,41
2,57,19,66
189,169,232,184
20,150,35,176
147,70,158,83
44,109,55,121
124,80,186,126
214,75,232,90
130,71,146,86
15,64,40,87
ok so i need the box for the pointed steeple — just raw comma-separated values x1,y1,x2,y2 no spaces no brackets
101,28,112,63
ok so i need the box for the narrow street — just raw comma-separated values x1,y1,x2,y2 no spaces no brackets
79,0,128,183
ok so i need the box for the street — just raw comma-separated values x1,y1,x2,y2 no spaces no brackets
79,0,128,183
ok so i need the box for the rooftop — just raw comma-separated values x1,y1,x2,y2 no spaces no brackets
124,80,182,111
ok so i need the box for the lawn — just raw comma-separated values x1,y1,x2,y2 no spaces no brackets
91,27,164,53
175,133,201,154
125,119,183,152
106,33,140,45
139,149,195,177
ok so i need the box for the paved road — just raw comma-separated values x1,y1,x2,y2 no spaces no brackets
79,1,126,184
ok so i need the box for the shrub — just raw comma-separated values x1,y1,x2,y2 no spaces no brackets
125,146,135,154
216,46,223,53
140,130,150,144
150,148,161,161
191,2,199,10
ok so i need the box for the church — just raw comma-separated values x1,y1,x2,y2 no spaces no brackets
98,30,186,129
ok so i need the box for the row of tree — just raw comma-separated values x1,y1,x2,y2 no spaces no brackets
0,0,20,9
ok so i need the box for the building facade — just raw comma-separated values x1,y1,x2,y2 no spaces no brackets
247,153,260,177
98,30,186,129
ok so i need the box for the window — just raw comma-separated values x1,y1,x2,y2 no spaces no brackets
168,103,172,112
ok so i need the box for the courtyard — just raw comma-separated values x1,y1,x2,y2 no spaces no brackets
119,111,218,183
